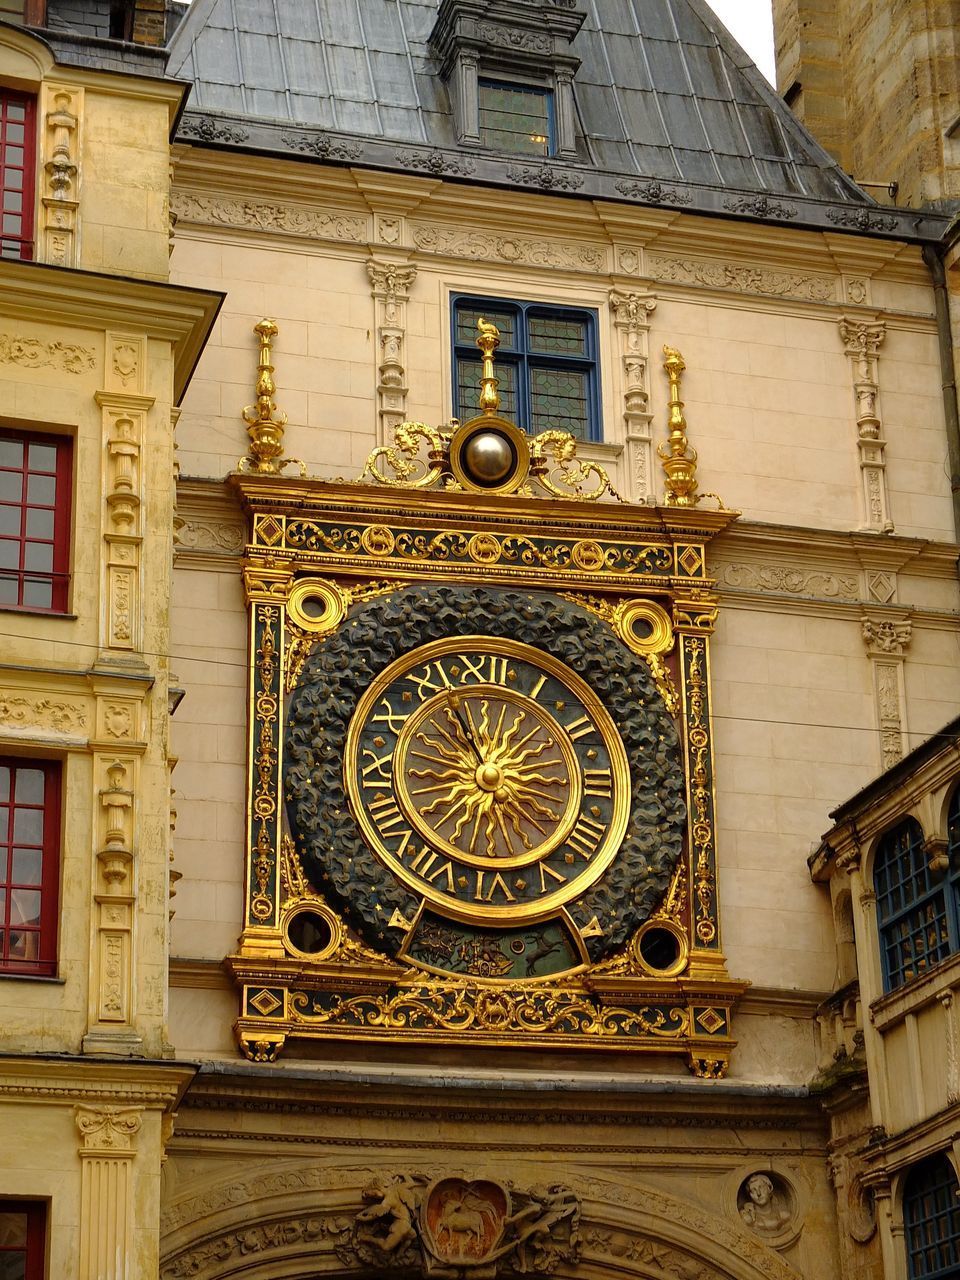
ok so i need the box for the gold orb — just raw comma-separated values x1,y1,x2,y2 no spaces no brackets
463,430,514,485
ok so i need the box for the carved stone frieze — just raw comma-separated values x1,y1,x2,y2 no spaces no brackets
396,148,476,176
722,195,797,219
0,693,88,735
179,114,249,144
173,516,245,556
827,207,898,232
171,192,367,242
650,257,835,302
715,562,860,602
411,223,606,271
0,332,95,374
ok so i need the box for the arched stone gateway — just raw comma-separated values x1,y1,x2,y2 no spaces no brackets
160,1166,799,1280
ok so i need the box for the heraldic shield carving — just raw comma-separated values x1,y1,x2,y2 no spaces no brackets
229,321,748,1076
351,1173,580,1279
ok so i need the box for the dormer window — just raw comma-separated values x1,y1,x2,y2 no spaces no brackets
479,81,554,157
431,0,585,159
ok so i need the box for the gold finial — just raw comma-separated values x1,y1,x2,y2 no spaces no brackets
239,319,304,475
658,346,699,507
476,317,501,415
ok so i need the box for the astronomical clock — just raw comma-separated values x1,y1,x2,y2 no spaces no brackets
228,319,746,1076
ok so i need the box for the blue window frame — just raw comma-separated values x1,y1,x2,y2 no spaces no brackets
452,296,601,441
479,80,554,157
904,1155,960,1280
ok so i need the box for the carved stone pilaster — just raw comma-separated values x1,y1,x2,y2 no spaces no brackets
861,615,912,770
39,83,81,267
96,367,152,658
367,260,418,441
76,1105,142,1280
609,290,657,501
84,757,141,1055
839,318,892,533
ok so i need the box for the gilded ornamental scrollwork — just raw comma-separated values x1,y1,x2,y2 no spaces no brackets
229,328,743,1075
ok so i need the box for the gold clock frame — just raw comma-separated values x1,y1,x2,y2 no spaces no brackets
227,463,747,1077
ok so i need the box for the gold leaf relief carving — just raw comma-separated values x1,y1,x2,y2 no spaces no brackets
0,694,88,734
0,333,95,374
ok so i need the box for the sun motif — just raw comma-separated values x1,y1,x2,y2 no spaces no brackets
400,690,576,862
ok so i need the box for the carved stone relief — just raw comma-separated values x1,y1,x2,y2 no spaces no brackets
650,257,836,303
0,693,88,736
40,83,81,268
862,615,912,769
0,332,95,374
839,318,892,533
367,260,418,442
736,1172,795,1244
609,289,657,501
76,1105,142,1280
171,192,367,243
714,562,860,602
411,223,607,272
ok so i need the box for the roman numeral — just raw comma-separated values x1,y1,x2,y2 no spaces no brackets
371,698,408,734
564,714,594,742
408,846,455,891
368,794,409,841
474,870,516,903
406,661,454,699
458,652,508,685
567,814,606,861
583,768,612,798
361,749,393,788
538,862,567,893
529,674,548,700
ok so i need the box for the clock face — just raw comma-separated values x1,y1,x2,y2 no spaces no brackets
345,637,630,926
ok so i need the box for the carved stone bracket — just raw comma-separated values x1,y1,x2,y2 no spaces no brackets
367,260,418,442
839,318,892,533
76,1105,142,1280
610,290,657,501
861,615,912,770
40,83,81,267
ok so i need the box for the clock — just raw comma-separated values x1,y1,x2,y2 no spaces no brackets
284,584,686,979
345,636,630,926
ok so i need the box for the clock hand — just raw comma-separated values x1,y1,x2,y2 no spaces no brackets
446,694,484,764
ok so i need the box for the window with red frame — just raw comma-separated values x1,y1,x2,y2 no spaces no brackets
0,759,60,977
0,90,36,261
0,1201,45,1279
0,430,72,612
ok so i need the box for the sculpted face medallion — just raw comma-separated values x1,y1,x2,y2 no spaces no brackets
346,638,629,925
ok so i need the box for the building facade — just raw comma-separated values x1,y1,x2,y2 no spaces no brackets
1,1,960,1278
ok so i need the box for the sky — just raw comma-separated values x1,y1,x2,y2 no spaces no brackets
703,0,777,84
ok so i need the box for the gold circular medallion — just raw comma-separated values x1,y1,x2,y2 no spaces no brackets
344,636,630,925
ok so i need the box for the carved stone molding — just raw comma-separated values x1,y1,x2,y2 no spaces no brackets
0,332,95,374
861,615,912,769
616,179,692,206
396,148,475,176
283,131,362,161
410,223,607,272
367,260,418,441
88,757,138,1038
650,256,835,303
171,192,367,244
506,163,584,190
609,290,657,501
97,391,149,653
39,83,81,267
173,516,245,557
839,317,892,533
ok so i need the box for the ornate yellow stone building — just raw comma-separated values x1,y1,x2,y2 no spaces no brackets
2,2,960,1279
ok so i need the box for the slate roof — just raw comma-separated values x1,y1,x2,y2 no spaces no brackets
165,0,949,241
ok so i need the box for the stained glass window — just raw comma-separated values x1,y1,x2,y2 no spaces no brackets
875,818,955,992
904,1156,960,1280
479,81,553,157
453,297,599,440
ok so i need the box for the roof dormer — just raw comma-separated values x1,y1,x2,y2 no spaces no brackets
430,0,586,158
